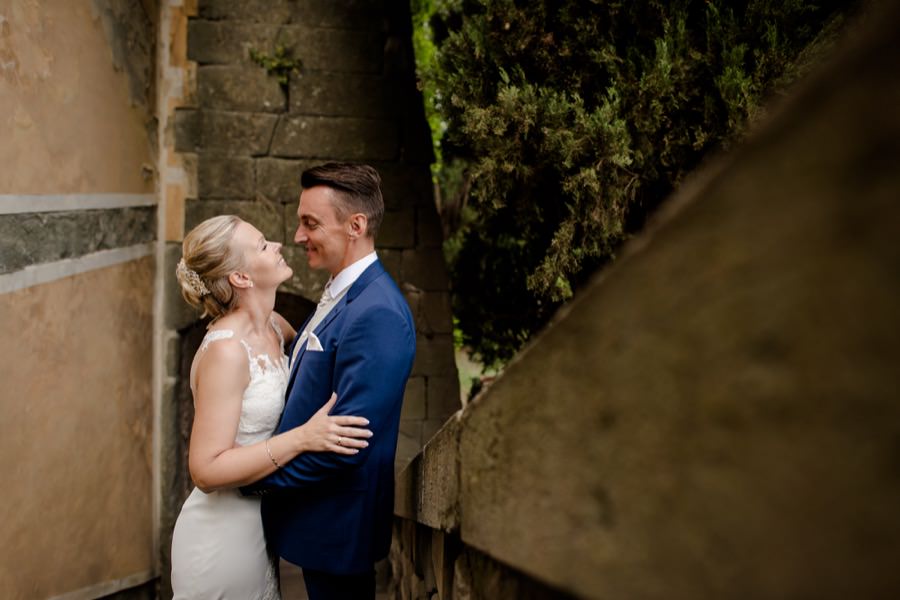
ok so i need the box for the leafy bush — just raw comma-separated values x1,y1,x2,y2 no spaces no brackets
416,0,859,367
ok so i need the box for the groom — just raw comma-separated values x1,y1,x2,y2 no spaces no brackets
244,163,416,599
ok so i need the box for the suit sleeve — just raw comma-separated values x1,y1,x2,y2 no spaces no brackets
246,304,414,491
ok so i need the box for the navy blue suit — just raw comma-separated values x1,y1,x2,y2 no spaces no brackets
244,260,415,577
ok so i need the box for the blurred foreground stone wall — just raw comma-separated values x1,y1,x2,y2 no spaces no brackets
391,3,900,598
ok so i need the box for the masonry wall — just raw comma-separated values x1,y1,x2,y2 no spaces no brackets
157,0,461,596
0,1,158,598
391,3,900,598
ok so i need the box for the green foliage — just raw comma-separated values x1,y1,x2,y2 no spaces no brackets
249,45,301,87
415,0,857,367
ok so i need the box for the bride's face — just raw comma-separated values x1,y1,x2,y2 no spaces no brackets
232,222,292,289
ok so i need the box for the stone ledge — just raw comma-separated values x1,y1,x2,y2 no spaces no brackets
395,414,461,533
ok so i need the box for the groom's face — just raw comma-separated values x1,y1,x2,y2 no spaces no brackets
295,186,351,276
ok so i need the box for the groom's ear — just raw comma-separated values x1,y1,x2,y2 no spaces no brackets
348,213,368,239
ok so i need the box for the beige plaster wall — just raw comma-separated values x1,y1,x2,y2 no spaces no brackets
0,0,153,194
0,257,155,598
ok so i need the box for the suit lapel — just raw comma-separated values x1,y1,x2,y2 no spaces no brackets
284,260,387,398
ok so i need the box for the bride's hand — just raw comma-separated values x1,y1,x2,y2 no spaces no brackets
297,393,372,455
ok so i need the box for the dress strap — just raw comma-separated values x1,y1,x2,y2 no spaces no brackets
269,315,285,347
199,329,234,353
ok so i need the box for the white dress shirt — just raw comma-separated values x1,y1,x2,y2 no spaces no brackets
291,251,378,364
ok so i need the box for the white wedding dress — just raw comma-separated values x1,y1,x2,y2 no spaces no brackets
171,320,288,600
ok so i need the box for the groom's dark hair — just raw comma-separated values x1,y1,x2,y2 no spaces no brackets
301,163,384,238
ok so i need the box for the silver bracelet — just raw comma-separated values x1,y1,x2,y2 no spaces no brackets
265,439,282,469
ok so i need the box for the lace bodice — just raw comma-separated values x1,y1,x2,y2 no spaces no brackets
191,318,288,447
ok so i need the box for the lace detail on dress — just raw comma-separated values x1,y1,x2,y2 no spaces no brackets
192,323,288,447
199,328,234,352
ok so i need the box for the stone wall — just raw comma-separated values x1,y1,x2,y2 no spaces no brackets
158,0,460,596
391,3,900,598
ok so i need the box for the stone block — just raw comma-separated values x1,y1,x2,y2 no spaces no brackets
422,291,453,334
0,207,156,274
197,0,292,24
401,377,426,420
194,110,279,156
187,20,278,66
197,65,285,113
404,289,453,336
277,26,384,73
289,0,388,31
270,115,398,161
416,204,444,249
400,93,436,165
383,34,415,78
412,334,456,377
257,157,316,205
377,207,415,249
401,248,449,291
198,156,254,199
395,419,423,470
185,197,284,243
165,331,181,379
279,245,329,303
173,108,199,153
378,249,402,282
377,164,434,210
427,375,461,422
282,202,298,245
289,72,397,119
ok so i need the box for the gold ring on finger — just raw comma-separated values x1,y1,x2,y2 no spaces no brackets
337,436,343,446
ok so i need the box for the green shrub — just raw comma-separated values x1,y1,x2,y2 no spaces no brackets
417,0,858,367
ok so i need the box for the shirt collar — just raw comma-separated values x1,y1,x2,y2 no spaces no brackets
329,251,378,299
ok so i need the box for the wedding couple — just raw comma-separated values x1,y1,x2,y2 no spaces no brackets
170,163,416,599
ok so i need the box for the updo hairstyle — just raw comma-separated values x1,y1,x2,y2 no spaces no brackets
175,215,244,321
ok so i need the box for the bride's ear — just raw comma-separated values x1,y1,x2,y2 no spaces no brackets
229,271,254,289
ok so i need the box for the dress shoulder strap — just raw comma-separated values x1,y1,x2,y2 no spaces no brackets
198,329,235,353
269,315,285,347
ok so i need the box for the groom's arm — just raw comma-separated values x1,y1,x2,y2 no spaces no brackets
245,304,414,492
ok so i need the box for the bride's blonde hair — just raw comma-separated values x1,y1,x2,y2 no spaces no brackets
176,215,244,321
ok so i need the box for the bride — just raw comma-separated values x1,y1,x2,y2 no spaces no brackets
170,215,372,599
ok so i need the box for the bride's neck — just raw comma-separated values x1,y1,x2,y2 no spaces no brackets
234,292,275,335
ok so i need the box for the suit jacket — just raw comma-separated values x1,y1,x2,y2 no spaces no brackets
243,260,415,574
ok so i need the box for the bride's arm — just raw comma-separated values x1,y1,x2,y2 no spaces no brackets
188,341,370,493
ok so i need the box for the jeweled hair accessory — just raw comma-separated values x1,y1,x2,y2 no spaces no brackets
177,258,210,296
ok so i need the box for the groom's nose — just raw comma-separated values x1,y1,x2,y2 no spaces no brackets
295,225,307,244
